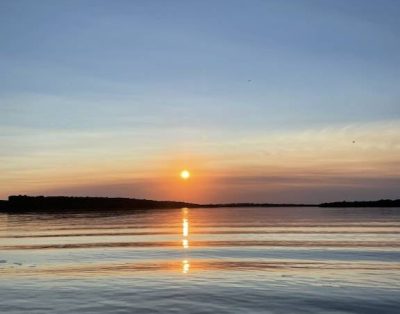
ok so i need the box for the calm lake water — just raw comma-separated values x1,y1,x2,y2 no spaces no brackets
1,207,400,313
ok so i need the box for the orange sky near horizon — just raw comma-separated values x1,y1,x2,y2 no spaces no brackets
1,121,399,203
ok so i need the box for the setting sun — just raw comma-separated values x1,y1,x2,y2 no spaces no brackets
180,170,191,180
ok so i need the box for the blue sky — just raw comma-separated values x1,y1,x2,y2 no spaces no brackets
1,0,399,202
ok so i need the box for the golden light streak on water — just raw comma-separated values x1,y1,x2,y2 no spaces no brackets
182,259,190,274
182,207,189,248
182,208,190,273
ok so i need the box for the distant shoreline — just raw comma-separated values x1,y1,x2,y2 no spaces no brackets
0,196,399,213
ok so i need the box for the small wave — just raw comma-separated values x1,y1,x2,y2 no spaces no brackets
1,240,400,250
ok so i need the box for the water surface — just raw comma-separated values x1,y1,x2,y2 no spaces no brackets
1,207,400,313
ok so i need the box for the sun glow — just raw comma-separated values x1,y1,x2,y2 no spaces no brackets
180,170,190,180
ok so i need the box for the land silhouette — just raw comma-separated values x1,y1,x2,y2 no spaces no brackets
0,195,399,213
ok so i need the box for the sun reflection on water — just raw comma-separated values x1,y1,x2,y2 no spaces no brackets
182,259,190,274
182,239,189,249
182,213,189,238
182,208,190,273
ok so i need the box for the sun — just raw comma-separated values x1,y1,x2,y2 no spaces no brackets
180,170,191,180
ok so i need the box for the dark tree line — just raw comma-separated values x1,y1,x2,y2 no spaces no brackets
0,195,399,213
3,195,197,212
319,199,400,207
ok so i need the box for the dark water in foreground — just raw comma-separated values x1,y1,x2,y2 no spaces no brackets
0,207,400,313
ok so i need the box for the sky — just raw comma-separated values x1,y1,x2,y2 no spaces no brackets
1,0,399,203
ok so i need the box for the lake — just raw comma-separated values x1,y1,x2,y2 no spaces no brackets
1,207,400,313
